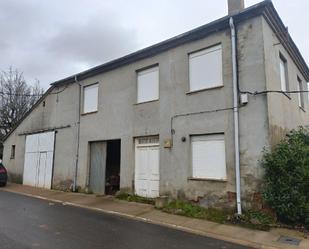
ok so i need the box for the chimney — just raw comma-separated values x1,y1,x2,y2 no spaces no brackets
228,0,245,15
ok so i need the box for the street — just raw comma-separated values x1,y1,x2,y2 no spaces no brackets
0,190,252,249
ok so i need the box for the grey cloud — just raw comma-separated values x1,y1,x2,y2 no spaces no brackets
0,0,138,88
46,13,137,65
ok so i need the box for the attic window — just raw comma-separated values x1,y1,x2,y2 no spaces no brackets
297,77,304,109
83,83,99,114
10,145,15,159
279,54,289,92
137,66,159,103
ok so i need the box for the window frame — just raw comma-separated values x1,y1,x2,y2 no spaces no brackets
136,65,159,104
10,145,15,159
188,44,223,93
307,82,309,103
189,133,227,181
82,83,99,114
279,53,289,93
297,76,305,110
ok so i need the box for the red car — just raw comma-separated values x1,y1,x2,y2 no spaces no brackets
0,163,7,187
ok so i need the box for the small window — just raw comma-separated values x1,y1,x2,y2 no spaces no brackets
189,44,223,92
307,82,309,102
10,145,15,159
137,66,159,103
279,54,288,92
191,134,226,180
83,83,99,113
297,77,304,109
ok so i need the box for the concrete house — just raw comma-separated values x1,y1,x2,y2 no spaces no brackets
3,0,309,212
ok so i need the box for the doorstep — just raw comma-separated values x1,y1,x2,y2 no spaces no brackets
1,183,307,249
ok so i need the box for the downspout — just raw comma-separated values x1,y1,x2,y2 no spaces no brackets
73,75,81,192
229,17,242,215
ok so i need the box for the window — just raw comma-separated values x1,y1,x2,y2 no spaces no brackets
191,134,226,180
189,44,223,92
83,83,98,113
10,145,15,159
137,66,159,103
307,83,309,102
279,54,288,92
297,77,304,109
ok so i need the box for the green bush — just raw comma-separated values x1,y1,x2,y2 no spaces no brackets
261,127,309,227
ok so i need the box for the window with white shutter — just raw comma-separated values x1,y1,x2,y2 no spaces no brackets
191,134,226,180
83,83,99,113
189,44,223,92
137,66,159,103
297,77,304,109
279,54,288,92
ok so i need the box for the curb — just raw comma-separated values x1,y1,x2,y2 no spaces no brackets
1,188,285,249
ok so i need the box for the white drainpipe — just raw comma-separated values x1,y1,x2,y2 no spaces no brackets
229,17,242,215
73,75,81,192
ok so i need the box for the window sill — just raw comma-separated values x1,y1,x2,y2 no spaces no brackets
134,99,159,105
188,177,227,182
81,111,98,116
186,85,224,95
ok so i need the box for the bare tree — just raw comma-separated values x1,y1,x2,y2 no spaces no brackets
0,67,43,156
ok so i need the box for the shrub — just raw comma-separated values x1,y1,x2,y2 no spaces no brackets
261,127,309,227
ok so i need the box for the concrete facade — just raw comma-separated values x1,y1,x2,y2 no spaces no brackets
3,3,309,210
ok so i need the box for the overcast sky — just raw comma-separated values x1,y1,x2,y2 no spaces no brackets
1,0,308,89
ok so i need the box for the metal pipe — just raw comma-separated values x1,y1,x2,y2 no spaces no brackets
73,75,81,192
229,17,242,215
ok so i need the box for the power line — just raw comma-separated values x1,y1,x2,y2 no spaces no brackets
0,91,43,97
0,85,67,97
0,89,309,98
242,90,309,95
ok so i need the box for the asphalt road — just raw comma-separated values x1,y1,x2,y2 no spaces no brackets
0,190,253,249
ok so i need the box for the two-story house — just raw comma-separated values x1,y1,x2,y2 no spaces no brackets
3,0,309,212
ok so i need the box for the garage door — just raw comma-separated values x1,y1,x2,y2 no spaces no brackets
23,131,55,189
135,136,159,198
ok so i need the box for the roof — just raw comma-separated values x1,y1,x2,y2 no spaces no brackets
51,0,309,86
3,0,309,142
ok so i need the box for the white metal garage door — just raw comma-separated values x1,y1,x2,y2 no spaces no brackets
135,137,159,198
23,131,55,189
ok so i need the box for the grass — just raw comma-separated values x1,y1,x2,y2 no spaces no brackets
116,193,155,205
229,210,277,231
116,195,277,231
162,199,229,224
162,200,276,231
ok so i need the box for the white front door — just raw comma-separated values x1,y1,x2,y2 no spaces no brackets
135,137,159,198
23,131,55,189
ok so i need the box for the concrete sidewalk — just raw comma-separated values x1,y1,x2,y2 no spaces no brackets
1,183,307,249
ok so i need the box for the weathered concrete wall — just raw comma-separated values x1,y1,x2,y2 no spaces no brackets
3,84,79,189
262,18,309,146
71,16,268,209
237,17,269,209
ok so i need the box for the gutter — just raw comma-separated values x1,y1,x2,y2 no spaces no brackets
73,75,81,192
229,17,242,215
